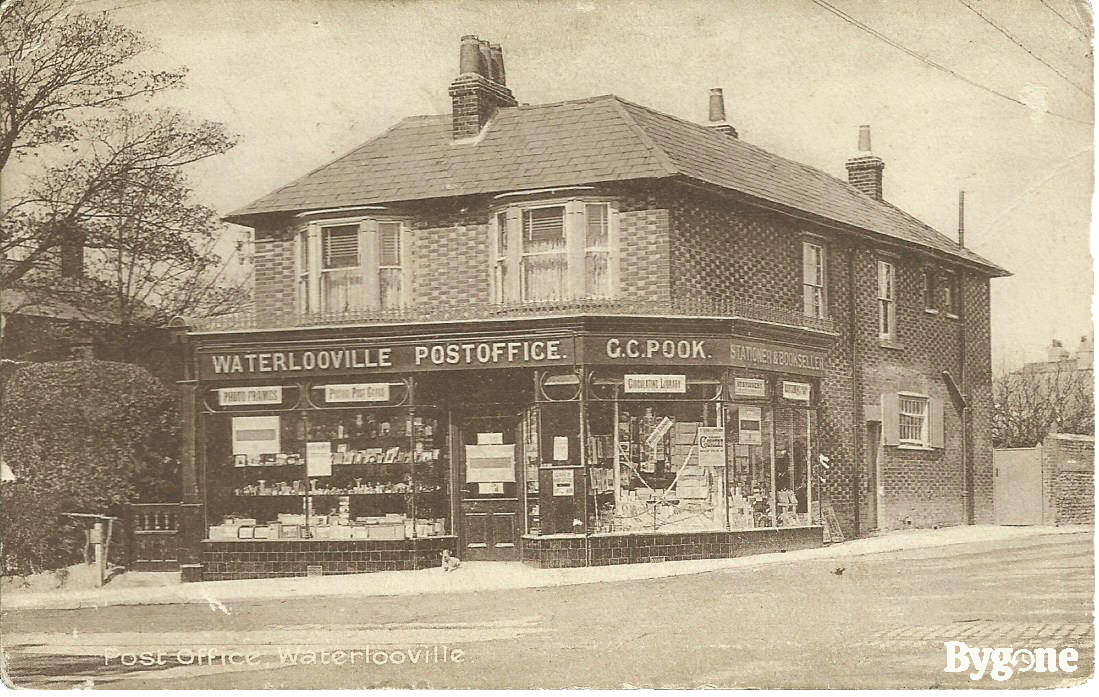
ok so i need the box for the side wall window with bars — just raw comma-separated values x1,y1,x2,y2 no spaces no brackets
295,219,411,314
490,200,617,303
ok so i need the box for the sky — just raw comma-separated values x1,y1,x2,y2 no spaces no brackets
48,0,1098,369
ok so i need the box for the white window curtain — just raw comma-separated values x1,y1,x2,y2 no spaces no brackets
585,204,610,298
377,222,403,310
321,224,364,313
521,206,568,302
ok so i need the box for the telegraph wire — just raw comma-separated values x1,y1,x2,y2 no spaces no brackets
807,0,1093,126
1037,0,1091,40
956,0,1092,97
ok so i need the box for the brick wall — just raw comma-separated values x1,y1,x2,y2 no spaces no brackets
412,200,492,308
965,275,995,524
1042,435,1094,526
668,189,801,310
253,223,297,325
661,186,994,535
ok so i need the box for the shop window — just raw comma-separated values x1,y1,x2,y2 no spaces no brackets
802,240,826,318
490,200,617,303
204,405,450,542
877,259,896,341
295,218,411,313
881,392,944,449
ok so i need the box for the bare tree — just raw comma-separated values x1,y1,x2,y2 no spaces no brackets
992,361,1095,448
1,1,246,336
0,0,183,173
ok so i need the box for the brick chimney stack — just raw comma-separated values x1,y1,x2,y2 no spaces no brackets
845,125,885,200
449,35,517,140
705,88,738,139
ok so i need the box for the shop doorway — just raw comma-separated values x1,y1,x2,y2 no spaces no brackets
456,413,521,561
866,422,881,532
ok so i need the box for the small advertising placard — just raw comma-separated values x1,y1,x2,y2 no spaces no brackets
219,386,283,407
644,416,675,449
231,415,280,464
697,427,726,468
624,374,687,394
466,444,516,482
782,381,812,402
733,377,766,398
552,469,575,496
738,406,763,445
552,436,569,461
323,383,390,403
477,432,504,445
306,441,332,477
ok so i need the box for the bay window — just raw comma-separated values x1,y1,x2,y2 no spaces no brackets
295,218,411,314
491,200,617,303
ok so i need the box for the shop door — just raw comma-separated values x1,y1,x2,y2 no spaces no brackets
457,414,521,561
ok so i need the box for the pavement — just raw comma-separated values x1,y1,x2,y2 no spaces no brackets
1,524,1086,611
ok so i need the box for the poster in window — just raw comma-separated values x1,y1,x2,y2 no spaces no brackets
552,469,575,496
738,406,763,445
306,441,332,477
697,427,726,468
231,415,280,465
466,444,516,482
552,436,569,462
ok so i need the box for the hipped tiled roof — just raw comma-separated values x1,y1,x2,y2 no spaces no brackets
227,95,1006,275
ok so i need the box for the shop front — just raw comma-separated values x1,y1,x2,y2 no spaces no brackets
188,320,830,579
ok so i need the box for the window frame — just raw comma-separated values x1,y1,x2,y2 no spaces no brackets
941,271,960,318
489,197,619,304
921,267,938,314
877,259,897,342
295,215,412,314
896,392,930,448
801,238,827,318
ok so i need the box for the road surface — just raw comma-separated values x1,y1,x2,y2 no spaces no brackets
2,529,1092,689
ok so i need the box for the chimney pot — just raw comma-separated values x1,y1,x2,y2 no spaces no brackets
488,43,506,85
858,124,872,152
459,35,485,76
705,87,738,139
708,88,726,122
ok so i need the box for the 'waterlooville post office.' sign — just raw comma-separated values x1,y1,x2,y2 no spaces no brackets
198,335,827,381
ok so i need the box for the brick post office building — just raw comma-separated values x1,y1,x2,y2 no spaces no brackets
179,36,1007,579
